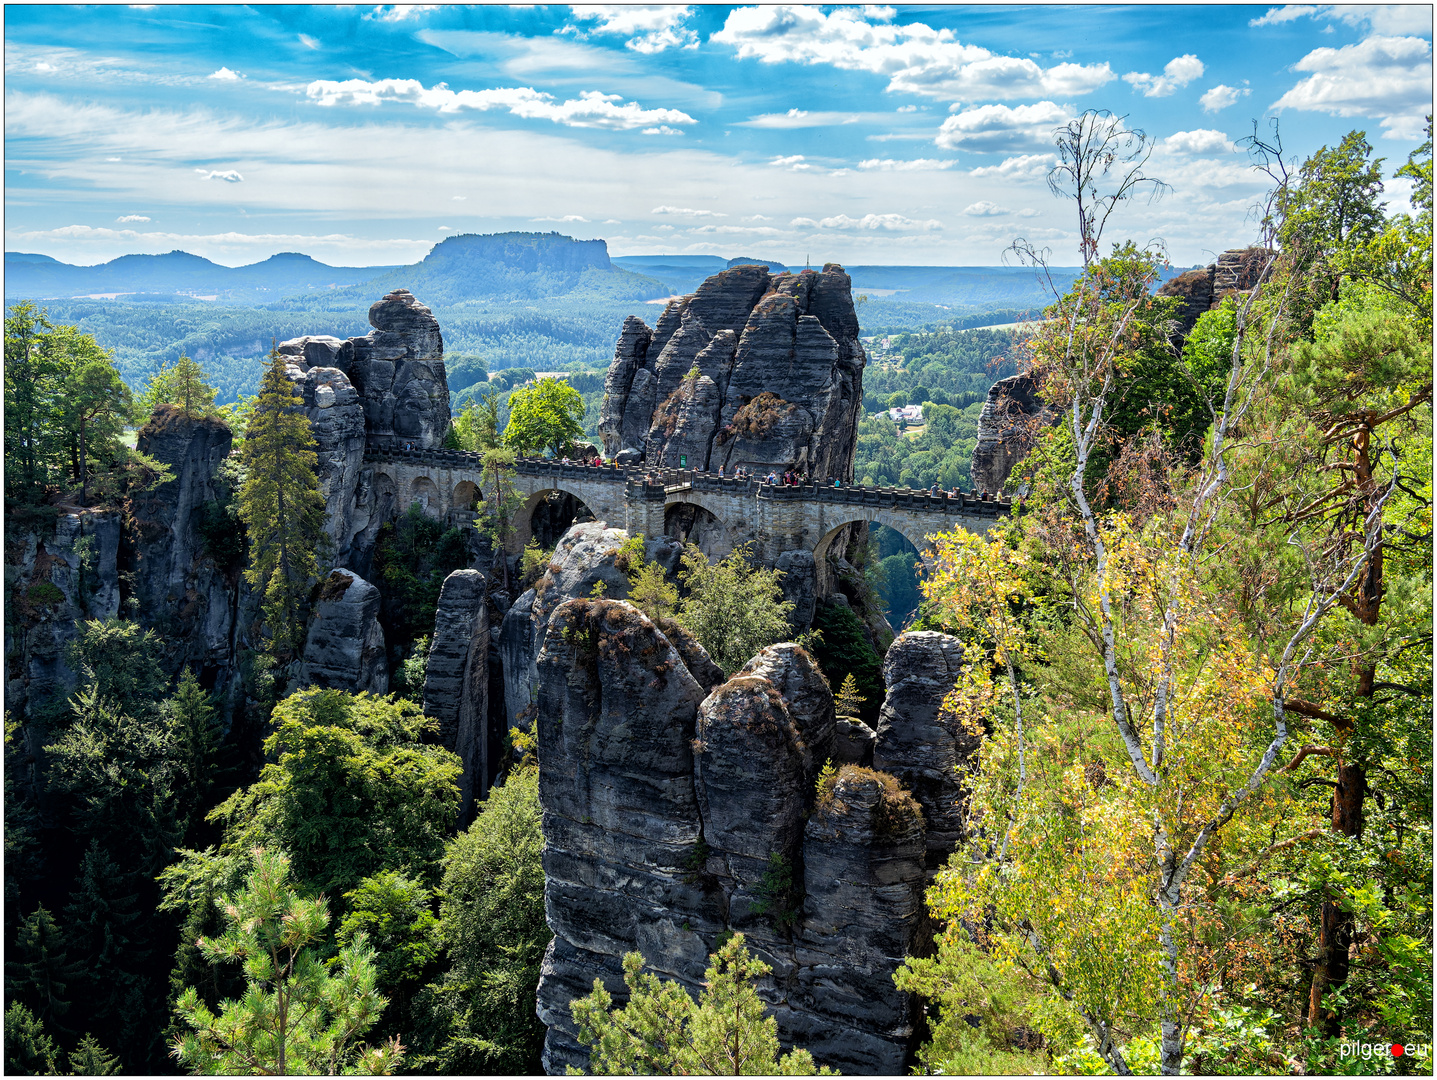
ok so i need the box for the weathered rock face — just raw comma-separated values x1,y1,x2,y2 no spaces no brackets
969,371,1055,497
4,510,122,720
598,264,865,479
536,597,929,1075
130,407,239,687
298,569,388,695
794,766,927,1073
423,569,490,821
276,288,450,563
497,522,684,733
872,631,976,872
774,550,817,635
834,717,877,766
1156,246,1276,342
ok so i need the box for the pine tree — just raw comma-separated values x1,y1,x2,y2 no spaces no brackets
171,848,404,1075
3,1002,60,1075
834,673,866,719
5,907,81,1039
238,344,327,660
67,1034,120,1076
63,842,151,1062
162,667,221,817
570,932,834,1075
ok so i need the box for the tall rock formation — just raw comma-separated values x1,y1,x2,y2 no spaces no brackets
497,522,690,733
598,264,866,480
534,595,929,1075
129,406,241,690
276,288,449,564
872,631,977,873
297,569,388,695
968,371,1054,497
423,569,491,821
1156,246,1275,342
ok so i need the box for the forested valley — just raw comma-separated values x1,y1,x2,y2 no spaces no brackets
4,114,1432,1077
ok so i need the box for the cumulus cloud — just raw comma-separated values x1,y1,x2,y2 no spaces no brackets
209,67,242,81
304,78,697,130
651,205,726,218
711,6,1114,100
195,168,243,182
567,6,698,52
1251,5,1432,35
116,214,151,222
857,158,957,171
963,201,1009,216
1200,83,1251,112
793,212,942,232
770,154,813,171
1274,35,1432,138
1123,54,1204,98
936,102,1069,153
969,153,1056,178
642,125,685,135
1163,128,1236,155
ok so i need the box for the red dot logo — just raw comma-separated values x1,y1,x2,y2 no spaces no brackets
1392,1044,1404,1058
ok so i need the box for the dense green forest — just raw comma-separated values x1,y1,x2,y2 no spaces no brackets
5,116,1431,1077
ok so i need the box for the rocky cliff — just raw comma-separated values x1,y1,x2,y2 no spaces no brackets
129,407,245,694
1156,246,1276,342
968,371,1055,497
533,595,929,1074
423,569,491,821
599,264,866,480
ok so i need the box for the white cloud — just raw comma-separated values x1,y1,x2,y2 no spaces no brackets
1274,35,1433,139
208,67,242,81
298,34,320,50
1123,54,1204,98
567,6,699,53
969,153,1056,178
1200,83,1251,112
711,6,1114,100
807,213,942,232
742,214,773,222
651,205,726,218
770,154,813,171
438,225,451,231
304,78,697,130
1251,5,1432,35
532,214,591,222
1163,128,1236,155
35,61,54,72
896,104,919,113
106,156,122,163
116,214,151,222
451,195,466,201
936,101,1070,153
857,158,957,171
963,201,1009,216
366,5,440,22
195,169,243,182
642,125,684,135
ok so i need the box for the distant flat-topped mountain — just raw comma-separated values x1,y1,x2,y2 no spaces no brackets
3,249,401,303
281,232,671,309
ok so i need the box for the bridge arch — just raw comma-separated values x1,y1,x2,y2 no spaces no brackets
410,475,441,513
513,485,598,553
453,480,480,511
663,495,736,558
812,510,943,571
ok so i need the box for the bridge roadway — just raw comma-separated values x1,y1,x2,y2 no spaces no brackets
361,443,1011,568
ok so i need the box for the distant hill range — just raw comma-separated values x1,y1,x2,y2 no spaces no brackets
3,250,402,305
5,232,671,307
8,233,1190,312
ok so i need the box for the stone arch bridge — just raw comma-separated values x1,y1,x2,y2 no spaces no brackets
362,444,1011,566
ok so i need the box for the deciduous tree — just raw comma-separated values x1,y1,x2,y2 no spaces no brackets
502,376,585,457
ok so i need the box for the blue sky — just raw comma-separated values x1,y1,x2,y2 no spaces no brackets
5,4,1431,267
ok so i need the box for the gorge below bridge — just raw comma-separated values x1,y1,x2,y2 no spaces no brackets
363,442,1013,576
